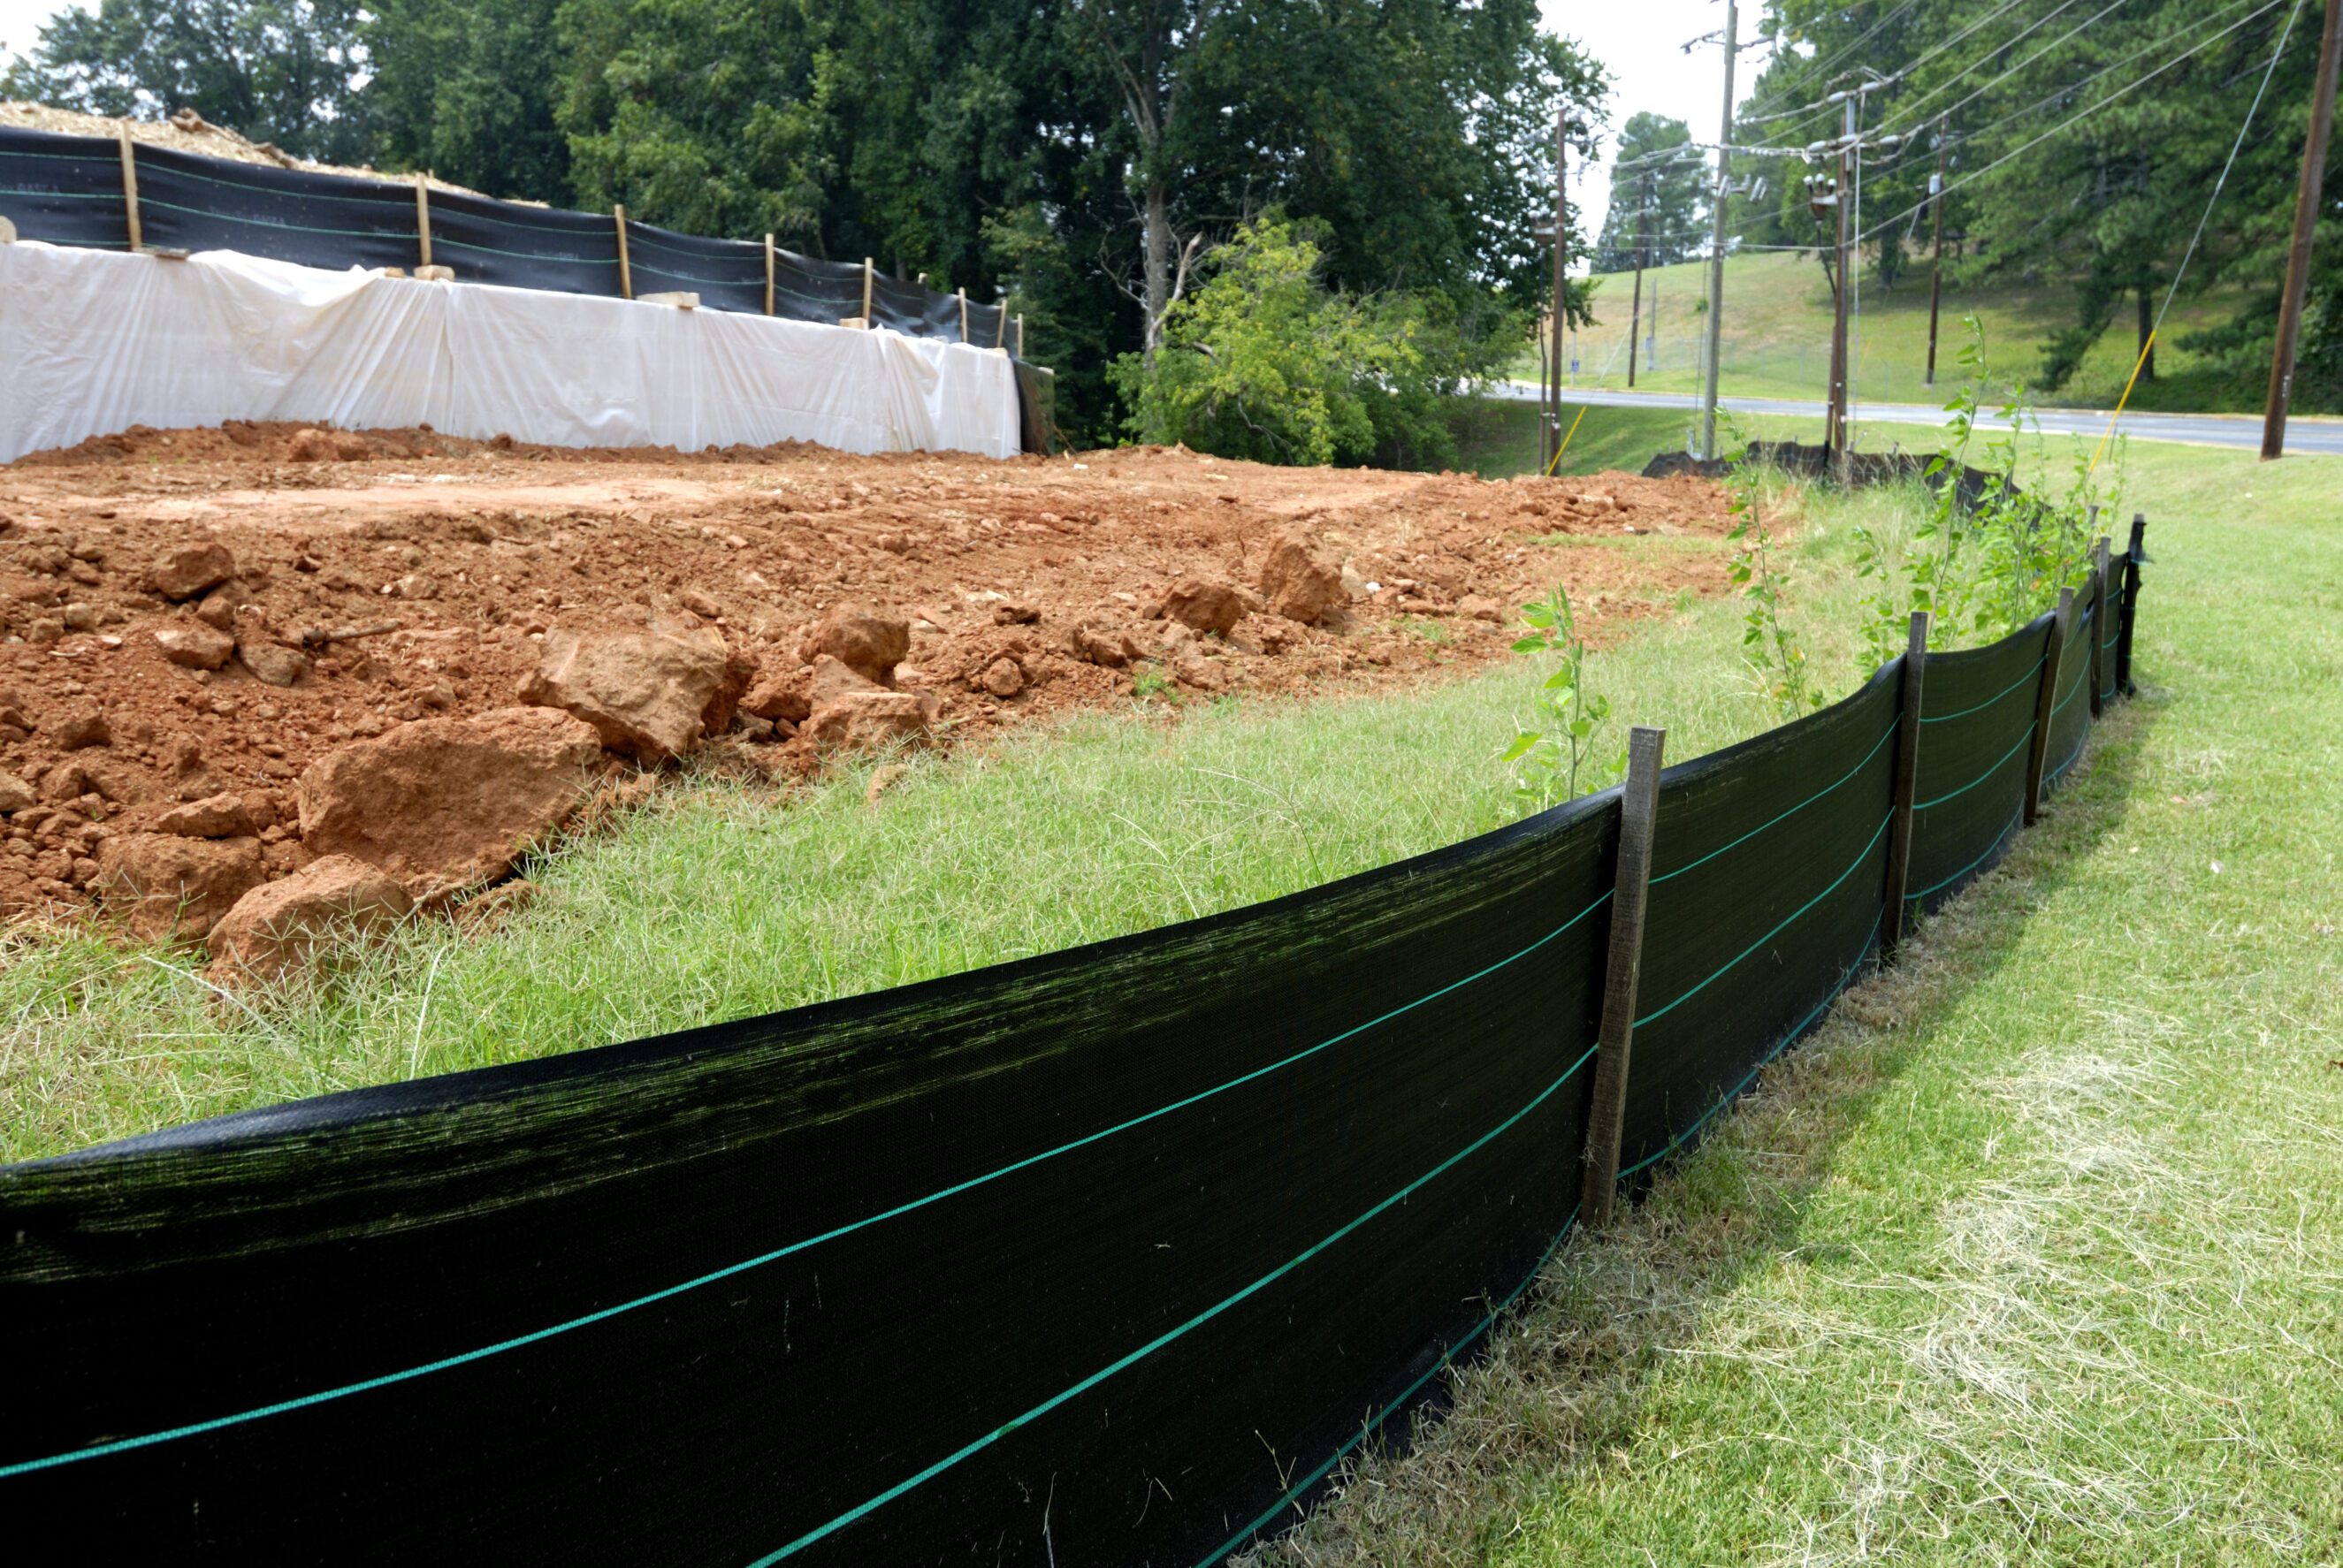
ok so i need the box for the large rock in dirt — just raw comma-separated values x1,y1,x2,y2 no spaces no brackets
1258,533,1344,626
800,690,938,755
1148,578,1245,636
238,641,312,688
798,604,910,682
741,664,813,725
809,653,884,708
155,620,234,670
154,792,254,839
206,855,414,981
298,706,602,901
96,832,265,942
1068,621,1141,669
0,771,33,813
149,541,236,602
518,626,735,762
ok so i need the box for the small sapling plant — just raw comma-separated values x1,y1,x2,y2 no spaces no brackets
1502,583,1617,808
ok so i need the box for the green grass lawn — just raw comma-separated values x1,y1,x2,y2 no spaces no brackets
1249,437,2343,1564
1516,249,2270,415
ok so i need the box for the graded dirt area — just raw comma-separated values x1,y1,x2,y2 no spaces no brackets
0,423,1735,921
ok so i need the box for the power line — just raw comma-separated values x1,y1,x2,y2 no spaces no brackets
1857,0,2293,244
1879,0,2129,133
1736,0,1928,126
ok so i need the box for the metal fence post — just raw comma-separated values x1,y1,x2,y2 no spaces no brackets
1881,612,1928,957
2089,536,2111,718
2024,587,2075,825
2117,514,2148,696
1581,725,1665,1229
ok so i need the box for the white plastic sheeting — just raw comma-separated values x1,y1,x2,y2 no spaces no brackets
0,241,1025,465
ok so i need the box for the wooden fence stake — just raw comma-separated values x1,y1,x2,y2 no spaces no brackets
2023,587,2075,826
958,287,968,343
1881,611,1928,957
1581,725,1666,1230
861,256,874,326
614,204,633,300
117,124,142,253
764,234,776,316
2117,514,2148,696
2088,536,2111,718
1016,313,1026,359
414,173,433,270
993,298,1008,350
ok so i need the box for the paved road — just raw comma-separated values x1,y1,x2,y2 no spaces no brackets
1495,381,2343,457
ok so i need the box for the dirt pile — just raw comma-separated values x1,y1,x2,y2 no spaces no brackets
0,423,1736,931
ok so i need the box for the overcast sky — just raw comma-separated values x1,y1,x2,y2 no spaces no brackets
4,0,1766,247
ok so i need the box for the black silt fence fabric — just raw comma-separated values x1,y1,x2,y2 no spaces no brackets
623,221,768,315
1905,613,2054,916
0,789,1618,1564
0,128,131,249
131,147,419,273
2042,570,2102,795
772,250,871,322
425,190,622,296
1620,663,1903,1180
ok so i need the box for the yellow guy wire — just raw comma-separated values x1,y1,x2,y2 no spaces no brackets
2089,328,2155,476
1544,403,1589,476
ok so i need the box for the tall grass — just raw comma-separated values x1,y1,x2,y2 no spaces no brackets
1,488,1921,1162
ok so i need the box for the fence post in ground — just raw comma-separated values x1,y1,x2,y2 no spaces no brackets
1582,725,1666,1230
1016,314,1025,360
117,124,141,253
2117,514,2148,696
764,235,776,316
994,299,1008,351
614,204,633,301
958,288,968,343
861,257,874,326
1881,612,1928,958
2089,536,2111,718
2024,587,2075,826
414,174,432,270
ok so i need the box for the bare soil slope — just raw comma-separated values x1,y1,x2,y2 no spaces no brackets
0,425,1734,918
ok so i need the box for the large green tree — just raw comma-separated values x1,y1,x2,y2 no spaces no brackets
363,0,569,202
1,0,374,164
1734,0,2340,403
1595,112,1705,270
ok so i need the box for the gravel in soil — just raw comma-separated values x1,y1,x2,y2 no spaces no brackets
0,422,1736,920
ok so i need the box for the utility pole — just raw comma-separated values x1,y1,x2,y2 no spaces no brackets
1924,116,1947,390
1545,110,1569,474
1627,168,1652,388
1698,0,1739,461
2263,0,2343,461
1827,97,1853,461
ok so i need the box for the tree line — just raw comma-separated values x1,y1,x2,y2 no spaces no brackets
3,0,1607,453
1729,0,2339,406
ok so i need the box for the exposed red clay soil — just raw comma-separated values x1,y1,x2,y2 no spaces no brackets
0,422,1736,924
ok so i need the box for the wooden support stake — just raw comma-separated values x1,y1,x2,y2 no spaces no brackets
861,256,874,326
415,173,432,269
1016,313,1026,360
1881,611,1929,957
2088,536,2111,719
2117,513,2148,696
993,298,1008,350
764,234,775,316
1581,725,1666,1230
2023,588,2074,826
958,287,968,344
614,204,633,300
118,124,142,253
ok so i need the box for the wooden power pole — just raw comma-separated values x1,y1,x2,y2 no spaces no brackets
1698,0,1740,461
1827,102,1854,460
1627,169,1652,389
1924,118,1947,389
1545,111,1569,475
2263,0,2343,461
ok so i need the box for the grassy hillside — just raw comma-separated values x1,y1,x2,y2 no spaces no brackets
1520,249,2264,414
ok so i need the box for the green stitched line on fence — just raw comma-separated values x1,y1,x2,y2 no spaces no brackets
0,187,120,201
1191,1201,1584,1566
431,235,614,266
1616,910,1881,1181
1907,807,2023,902
0,885,1614,1480
1913,721,2036,812
1919,651,2046,724
1633,811,1893,1030
749,1045,1602,1564
134,156,406,202
1649,718,1898,887
131,195,399,240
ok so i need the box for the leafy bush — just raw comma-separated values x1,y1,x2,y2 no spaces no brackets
1110,217,1490,469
